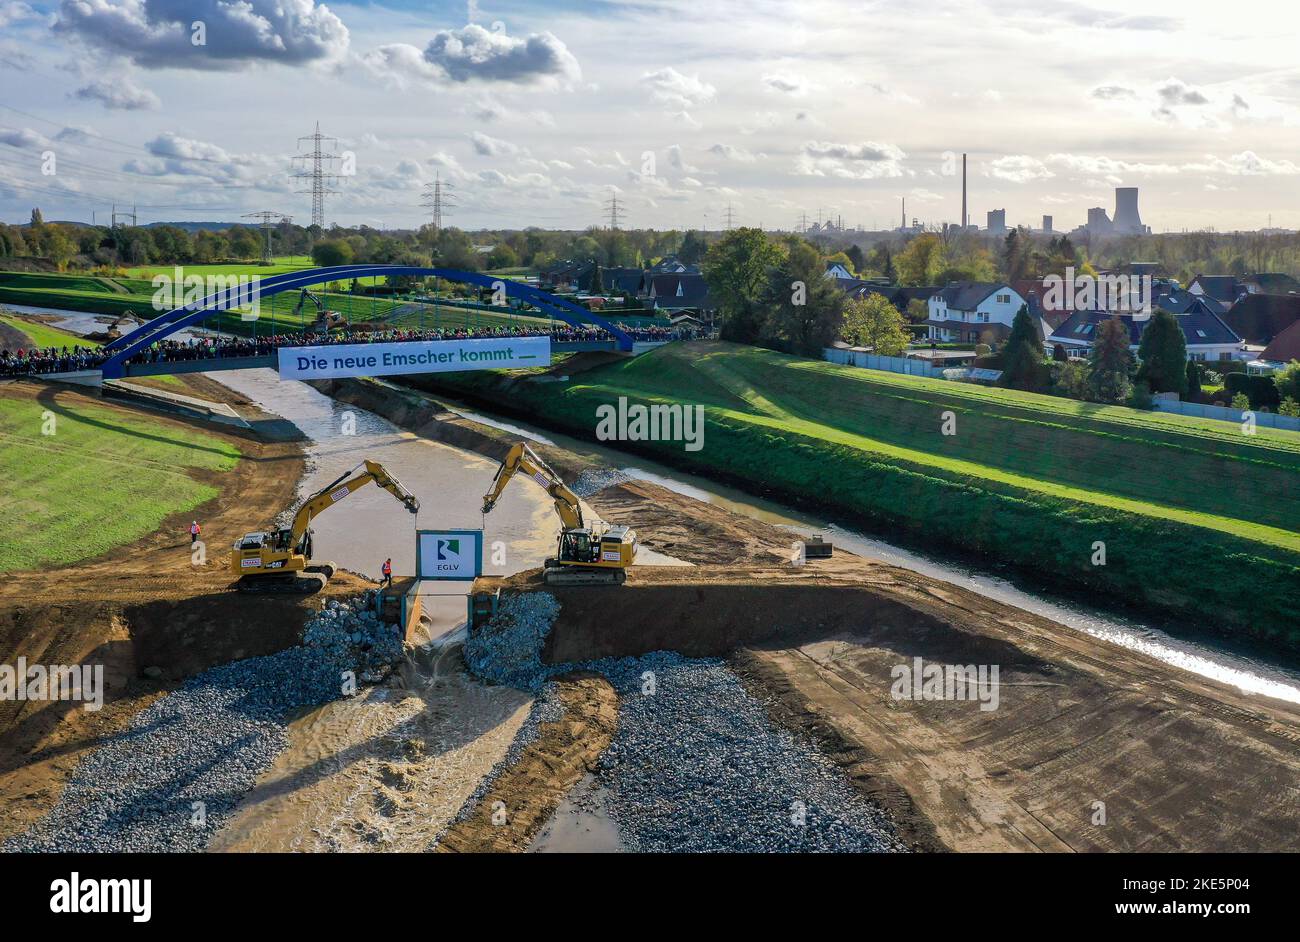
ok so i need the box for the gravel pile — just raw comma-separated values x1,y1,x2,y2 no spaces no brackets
462,591,905,853
593,653,905,853
6,593,405,853
462,592,561,692
571,467,631,498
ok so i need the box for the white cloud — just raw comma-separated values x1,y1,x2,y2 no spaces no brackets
987,155,1054,183
366,23,579,88
796,140,907,179
709,143,759,163
72,76,160,111
53,0,349,70
0,126,50,149
763,72,809,96
470,131,519,157
641,67,715,110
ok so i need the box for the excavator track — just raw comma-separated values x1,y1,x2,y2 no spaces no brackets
543,565,627,587
236,572,328,595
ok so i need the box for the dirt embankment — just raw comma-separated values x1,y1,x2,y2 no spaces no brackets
0,379,370,843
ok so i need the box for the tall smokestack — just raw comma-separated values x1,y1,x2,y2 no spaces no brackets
961,153,967,229
901,197,905,230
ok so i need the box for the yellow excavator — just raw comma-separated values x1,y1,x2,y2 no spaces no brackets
482,442,636,586
293,288,347,336
231,459,419,593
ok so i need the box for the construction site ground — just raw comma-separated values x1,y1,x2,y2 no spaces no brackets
3,373,1298,852
329,378,1300,852
0,378,368,843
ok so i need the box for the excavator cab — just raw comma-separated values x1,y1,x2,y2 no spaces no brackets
483,443,636,586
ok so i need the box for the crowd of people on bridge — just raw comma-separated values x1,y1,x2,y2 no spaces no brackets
0,318,706,377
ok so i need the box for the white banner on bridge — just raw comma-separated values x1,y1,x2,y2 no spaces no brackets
277,336,551,380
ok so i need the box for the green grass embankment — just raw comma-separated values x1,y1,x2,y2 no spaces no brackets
404,341,1300,649
0,391,240,572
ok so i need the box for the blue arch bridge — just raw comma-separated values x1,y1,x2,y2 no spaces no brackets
95,265,635,380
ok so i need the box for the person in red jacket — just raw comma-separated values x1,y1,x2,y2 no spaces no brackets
189,520,201,546
381,557,392,589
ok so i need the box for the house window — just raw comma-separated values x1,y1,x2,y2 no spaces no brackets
996,294,1009,303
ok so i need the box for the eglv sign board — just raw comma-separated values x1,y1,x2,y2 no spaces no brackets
416,530,483,581
278,336,551,381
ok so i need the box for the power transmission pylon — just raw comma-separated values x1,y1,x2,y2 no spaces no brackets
421,172,456,230
241,211,292,263
292,122,341,229
603,190,623,230
110,203,137,228
724,202,736,230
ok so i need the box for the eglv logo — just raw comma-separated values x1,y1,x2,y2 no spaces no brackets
436,538,460,561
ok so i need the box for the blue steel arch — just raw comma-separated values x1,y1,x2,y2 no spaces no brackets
101,266,633,378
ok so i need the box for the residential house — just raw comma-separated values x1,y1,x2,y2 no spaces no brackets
926,282,1029,345
824,260,854,280
1255,320,1300,370
1224,294,1300,345
1241,272,1300,295
647,273,713,313
1048,308,1243,362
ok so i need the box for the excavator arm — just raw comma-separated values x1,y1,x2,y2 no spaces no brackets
481,443,584,531
292,288,323,318
288,459,419,549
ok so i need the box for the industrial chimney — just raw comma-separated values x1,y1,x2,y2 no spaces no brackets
961,153,967,229
1113,187,1145,234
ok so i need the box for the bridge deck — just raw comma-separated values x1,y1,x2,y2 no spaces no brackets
117,339,619,377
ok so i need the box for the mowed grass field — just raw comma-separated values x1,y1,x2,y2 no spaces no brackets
419,341,1300,645
614,344,1300,548
0,391,240,572
0,314,101,350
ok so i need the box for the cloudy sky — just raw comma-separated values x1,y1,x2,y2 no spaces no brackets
1,0,1298,232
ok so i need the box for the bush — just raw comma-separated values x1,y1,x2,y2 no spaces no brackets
1128,381,1154,410
1225,372,1281,411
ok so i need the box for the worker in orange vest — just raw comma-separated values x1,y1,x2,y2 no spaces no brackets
189,520,201,546
381,557,392,589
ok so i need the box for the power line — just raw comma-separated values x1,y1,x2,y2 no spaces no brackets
420,171,456,230
241,210,292,262
111,203,137,228
291,121,341,229
724,202,737,230
603,189,622,230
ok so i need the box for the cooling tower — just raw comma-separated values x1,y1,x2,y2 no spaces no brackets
1113,187,1143,234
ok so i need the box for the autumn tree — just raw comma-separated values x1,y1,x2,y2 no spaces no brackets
1087,317,1135,403
842,293,910,356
